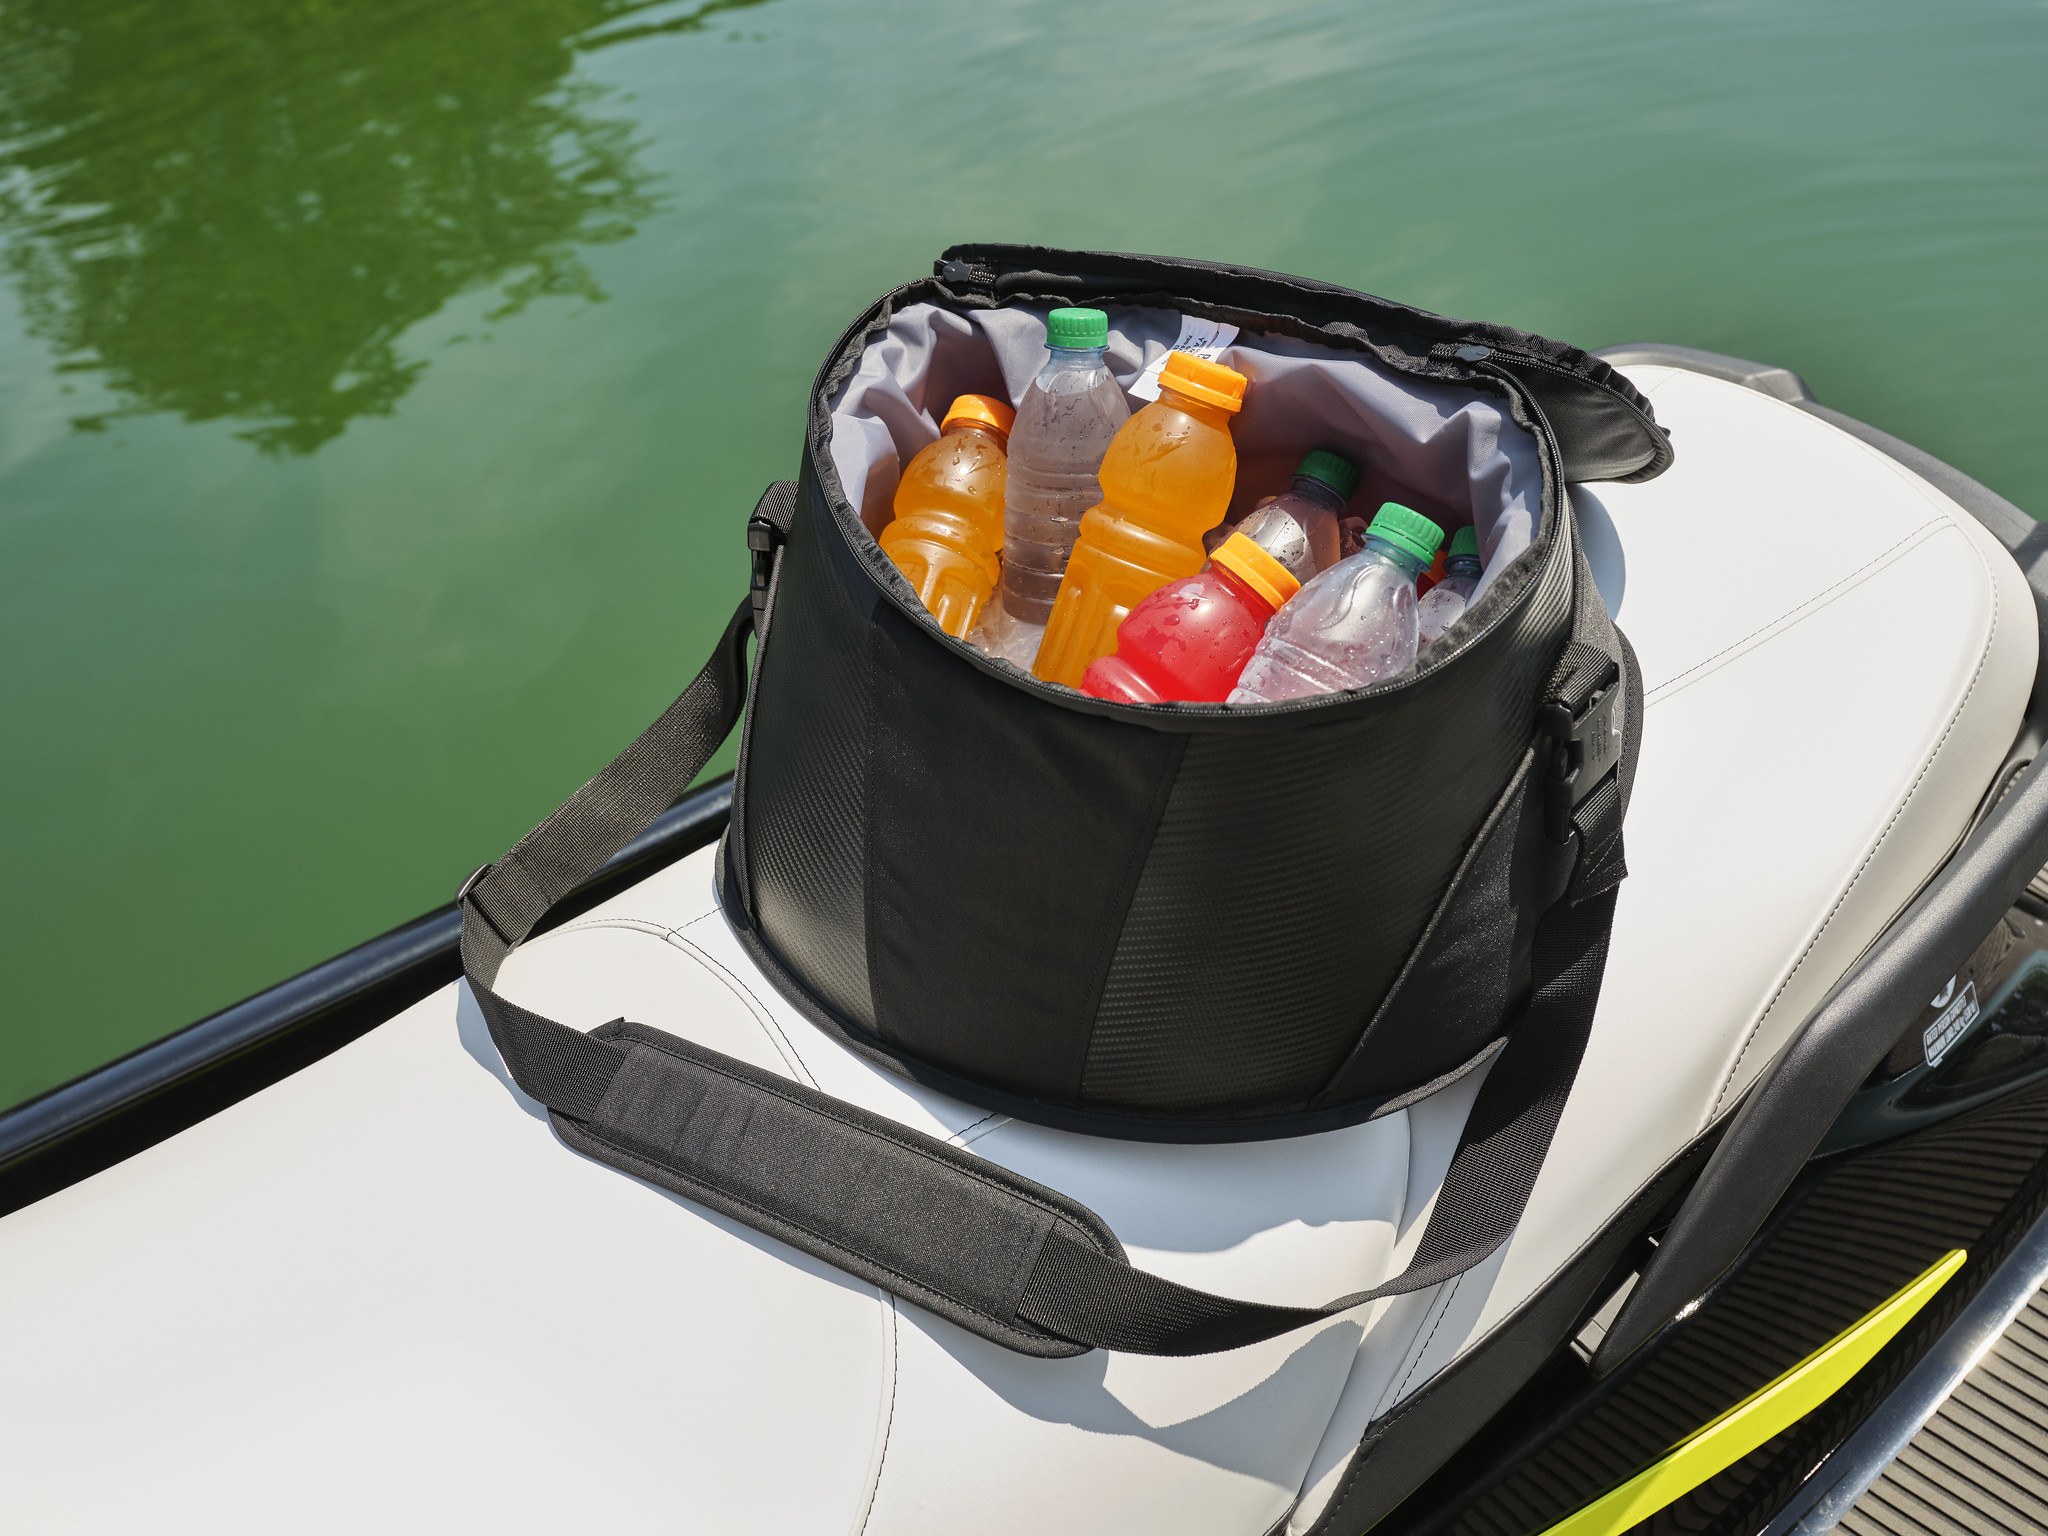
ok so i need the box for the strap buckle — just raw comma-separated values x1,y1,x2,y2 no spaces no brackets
747,515,783,632
1540,679,1623,842
457,861,493,906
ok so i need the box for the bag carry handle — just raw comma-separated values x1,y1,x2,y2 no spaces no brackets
458,482,1638,1358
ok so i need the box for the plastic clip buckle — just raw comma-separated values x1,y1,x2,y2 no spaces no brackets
1540,682,1622,843
747,517,783,632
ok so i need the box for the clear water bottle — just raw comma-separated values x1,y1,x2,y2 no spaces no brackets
1228,503,1445,704
991,307,1130,655
1416,525,1482,648
1231,448,1356,582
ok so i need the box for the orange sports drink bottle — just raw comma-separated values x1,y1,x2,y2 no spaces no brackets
879,393,1016,638
1032,351,1247,687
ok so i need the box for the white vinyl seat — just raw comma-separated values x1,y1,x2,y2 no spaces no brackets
0,364,2032,1536
0,847,1474,1536
488,869,1456,1536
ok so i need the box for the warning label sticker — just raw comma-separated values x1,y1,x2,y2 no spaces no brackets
1923,980,1980,1068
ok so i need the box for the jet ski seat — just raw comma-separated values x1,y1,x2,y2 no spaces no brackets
1288,360,2038,1525
0,363,2032,1536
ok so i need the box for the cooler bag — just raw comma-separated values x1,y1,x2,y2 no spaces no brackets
458,244,1669,1358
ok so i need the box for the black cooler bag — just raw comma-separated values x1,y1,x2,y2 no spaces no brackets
460,244,1668,1359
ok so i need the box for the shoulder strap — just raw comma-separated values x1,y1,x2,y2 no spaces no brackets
460,487,1635,1358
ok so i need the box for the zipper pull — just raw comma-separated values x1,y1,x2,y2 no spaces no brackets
936,257,997,297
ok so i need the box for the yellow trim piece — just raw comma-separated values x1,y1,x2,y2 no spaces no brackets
1536,1248,1966,1536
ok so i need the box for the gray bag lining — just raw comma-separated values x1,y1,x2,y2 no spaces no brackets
826,300,1542,612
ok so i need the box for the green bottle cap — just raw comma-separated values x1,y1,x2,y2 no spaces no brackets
1045,307,1109,349
1448,526,1480,560
1367,503,1445,565
1294,448,1359,501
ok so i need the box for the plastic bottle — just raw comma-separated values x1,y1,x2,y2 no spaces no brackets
1079,532,1301,704
1230,449,1355,583
879,394,1016,638
1229,503,1445,704
1033,351,1248,688
991,307,1131,660
1416,526,1482,649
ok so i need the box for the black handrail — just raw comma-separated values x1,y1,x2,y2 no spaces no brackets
0,776,733,1209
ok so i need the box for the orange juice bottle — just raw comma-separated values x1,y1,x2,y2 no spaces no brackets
1032,351,1247,687
879,393,1016,638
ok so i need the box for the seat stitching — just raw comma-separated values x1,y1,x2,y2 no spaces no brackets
1389,1273,1461,1411
666,929,819,1089
1708,523,2001,1120
1304,1278,1460,1528
667,936,1013,1147
1313,1278,1467,1535
948,1112,1011,1148
1645,517,1946,699
853,1298,899,1536
545,916,674,938
514,918,822,1087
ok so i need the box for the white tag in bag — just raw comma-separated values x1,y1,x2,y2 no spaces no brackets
1129,314,1240,401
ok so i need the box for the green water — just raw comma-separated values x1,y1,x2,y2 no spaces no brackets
1,0,2043,1110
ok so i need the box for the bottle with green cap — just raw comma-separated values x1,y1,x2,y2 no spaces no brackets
984,307,1130,664
1228,502,1446,704
1230,448,1357,582
1416,525,1483,649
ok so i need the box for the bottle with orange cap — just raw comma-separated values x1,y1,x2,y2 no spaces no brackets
1080,529,1301,704
1032,350,1249,688
1231,448,1356,582
1229,503,1445,703
879,393,1016,639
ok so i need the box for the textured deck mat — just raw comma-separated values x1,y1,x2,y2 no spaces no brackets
1842,1282,2048,1535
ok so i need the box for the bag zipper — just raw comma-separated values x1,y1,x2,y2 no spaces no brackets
1428,339,1667,472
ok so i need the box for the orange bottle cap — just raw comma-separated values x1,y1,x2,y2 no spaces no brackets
941,393,1016,436
1212,532,1301,611
1160,351,1248,413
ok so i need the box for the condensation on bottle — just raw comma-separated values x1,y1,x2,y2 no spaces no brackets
992,307,1130,659
1229,503,1445,704
1416,525,1483,649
